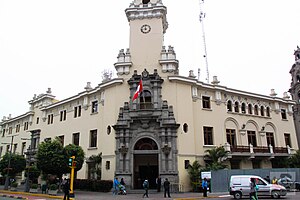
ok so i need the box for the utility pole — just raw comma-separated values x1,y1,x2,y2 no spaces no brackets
22,134,34,192
199,0,210,83
3,135,14,190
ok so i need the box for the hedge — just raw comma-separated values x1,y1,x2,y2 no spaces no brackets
74,179,113,192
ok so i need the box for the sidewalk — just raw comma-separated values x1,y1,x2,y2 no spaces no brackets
0,188,227,200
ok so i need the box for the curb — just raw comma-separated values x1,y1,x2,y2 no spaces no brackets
0,190,66,199
0,194,27,200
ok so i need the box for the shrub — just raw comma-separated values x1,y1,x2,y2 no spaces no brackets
30,183,38,189
49,184,58,190
11,182,18,188
74,179,113,192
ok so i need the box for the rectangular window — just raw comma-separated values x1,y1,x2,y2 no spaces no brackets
24,122,29,131
226,129,236,146
92,101,98,113
60,110,67,121
6,145,10,153
16,124,20,133
8,127,12,134
202,96,211,109
47,114,54,124
203,126,213,145
281,109,287,120
284,133,291,147
13,143,17,154
2,129,5,137
184,160,190,169
74,105,82,118
32,138,38,149
247,130,257,147
36,117,39,124
106,161,110,170
90,129,97,147
58,135,64,146
73,132,80,146
21,142,26,155
266,132,275,147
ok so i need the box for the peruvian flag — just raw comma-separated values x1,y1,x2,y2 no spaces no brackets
132,79,143,101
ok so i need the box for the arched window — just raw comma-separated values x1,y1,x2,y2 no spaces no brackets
140,90,152,109
227,100,232,112
248,104,253,114
241,103,246,114
134,138,158,150
234,102,239,113
260,106,265,116
254,105,259,115
266,107,270,117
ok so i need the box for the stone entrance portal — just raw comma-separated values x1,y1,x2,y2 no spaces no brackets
113,70,180,190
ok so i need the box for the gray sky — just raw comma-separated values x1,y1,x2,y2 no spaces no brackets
1,0,300,118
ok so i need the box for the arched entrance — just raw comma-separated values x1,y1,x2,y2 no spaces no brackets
133,138,159,189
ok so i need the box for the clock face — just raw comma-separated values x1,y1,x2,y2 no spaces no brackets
141,24,151,34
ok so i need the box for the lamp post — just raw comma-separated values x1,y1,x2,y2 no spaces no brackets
2,135,14,190
22,138,32,192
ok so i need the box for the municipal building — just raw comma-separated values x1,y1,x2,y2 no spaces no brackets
1,0,299,191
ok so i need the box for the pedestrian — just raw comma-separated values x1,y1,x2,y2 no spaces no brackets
202,178,208,197
156,176,161,192
264,176,270,183
272,177,278,184
63,179,70,200
163,178,171,198
142,179,149,198
113,177,120,195
250,177,258,200
120,178,125,186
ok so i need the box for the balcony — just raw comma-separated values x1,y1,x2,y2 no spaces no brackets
224,143,291,158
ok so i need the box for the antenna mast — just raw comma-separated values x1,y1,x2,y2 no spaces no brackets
199,0,209,83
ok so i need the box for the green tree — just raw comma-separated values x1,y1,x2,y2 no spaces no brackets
88,153,102,180
0,153,26,177
204,146,229,170
289,149,300,167
64,144,85,173
36,138,67,180
25,165,41,184
187,160,202,192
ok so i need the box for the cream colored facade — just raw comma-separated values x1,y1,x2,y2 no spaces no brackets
0,0,298,192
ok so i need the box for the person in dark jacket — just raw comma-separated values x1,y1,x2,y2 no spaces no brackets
163,178,171,198
142,179,149,198
63,179,71,200
156,176,162,192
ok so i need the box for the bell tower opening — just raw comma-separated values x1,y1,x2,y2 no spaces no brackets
143,0,150,4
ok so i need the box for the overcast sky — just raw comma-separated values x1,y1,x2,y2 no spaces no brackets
1,0,300,119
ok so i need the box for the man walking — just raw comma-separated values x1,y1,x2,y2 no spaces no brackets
63,179,71,200
143,179,149,198
163,178,171,198
202,178,208,197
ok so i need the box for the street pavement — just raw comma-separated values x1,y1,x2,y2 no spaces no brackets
0,188,224,200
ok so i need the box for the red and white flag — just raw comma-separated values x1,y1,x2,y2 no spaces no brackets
132,80,143,101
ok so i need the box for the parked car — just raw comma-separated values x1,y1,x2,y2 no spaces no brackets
229,175,287,199
278,177,300,191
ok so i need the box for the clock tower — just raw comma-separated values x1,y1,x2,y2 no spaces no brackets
125,0,168,75
289,46,300,147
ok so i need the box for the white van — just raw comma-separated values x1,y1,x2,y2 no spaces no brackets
229,175,287,199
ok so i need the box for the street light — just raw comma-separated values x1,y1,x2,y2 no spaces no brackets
21,137,32,193
1,135,15,190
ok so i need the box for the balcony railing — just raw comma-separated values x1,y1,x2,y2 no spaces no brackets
231,145,250,152
225,143,291,155
274,147,288,153
253,146,270,153
139,102,153,110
